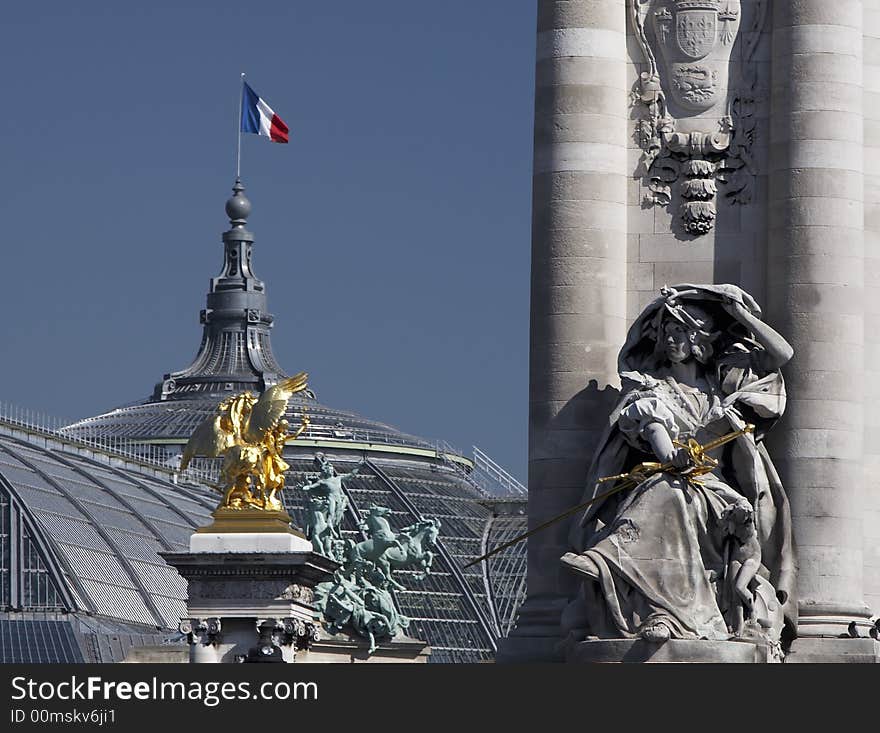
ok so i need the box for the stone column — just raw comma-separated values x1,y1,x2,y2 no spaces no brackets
500,0,628,661
862,0,880,619
768,0,876,646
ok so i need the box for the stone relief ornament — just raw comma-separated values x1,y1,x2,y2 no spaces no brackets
630,0,766,235
280,583,314,603
560,284,796,660
238,618,319,663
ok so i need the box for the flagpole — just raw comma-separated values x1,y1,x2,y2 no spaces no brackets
236,72,245,180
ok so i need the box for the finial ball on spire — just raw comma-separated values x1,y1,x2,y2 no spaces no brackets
225,179,252,225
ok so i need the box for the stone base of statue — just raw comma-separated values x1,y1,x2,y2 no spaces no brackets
298,630,430,663
781,606,880,662
785,637,880,663
122,646,189,663
565,638,783,664
160,507,337,664
495,597,568,662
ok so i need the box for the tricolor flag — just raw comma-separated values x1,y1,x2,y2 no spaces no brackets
240,82,289,144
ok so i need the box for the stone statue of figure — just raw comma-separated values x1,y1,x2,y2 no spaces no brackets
561,284,796,654
298,453,359,561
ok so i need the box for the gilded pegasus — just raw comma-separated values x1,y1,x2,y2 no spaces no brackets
180,373,311,511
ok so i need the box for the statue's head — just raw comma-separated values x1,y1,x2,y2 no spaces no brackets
619,284,764,381
366,615,391,640
424,518,441,544
313,452,336,477
657,298,720,365
720,496,756,539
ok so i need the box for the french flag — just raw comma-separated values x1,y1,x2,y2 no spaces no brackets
240,82,289,144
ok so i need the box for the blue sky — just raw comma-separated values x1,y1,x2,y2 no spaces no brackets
1,2,537,480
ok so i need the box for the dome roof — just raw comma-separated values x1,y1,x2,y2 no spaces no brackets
63,393,442,455
35,181,526,663
61,179,452,459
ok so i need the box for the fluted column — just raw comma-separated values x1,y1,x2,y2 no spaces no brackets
500,0,628,661
768,0,873,640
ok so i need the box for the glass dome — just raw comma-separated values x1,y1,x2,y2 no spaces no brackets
1,182,527,663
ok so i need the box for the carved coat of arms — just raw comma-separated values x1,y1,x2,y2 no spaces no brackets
651,0,740,113
630,0,762,236
676,10,717,58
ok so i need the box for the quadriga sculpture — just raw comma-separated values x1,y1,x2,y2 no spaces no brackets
300,465,442,654
561,284,796,656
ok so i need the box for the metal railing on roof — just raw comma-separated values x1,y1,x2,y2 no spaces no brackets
0,400,527,498
0,401,215,484
64,407,458,455
471,446,527,496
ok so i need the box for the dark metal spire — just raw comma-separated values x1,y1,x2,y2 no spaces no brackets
152,179,288,401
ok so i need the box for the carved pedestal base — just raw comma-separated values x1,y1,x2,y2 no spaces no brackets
566,638,781,664
495,596,567,663
122,646,189,663
160,534,336,664
298,630,430,664
785,638,880,664
195,507,307,535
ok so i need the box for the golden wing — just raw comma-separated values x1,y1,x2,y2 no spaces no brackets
180,412,236,470
244,372,310,444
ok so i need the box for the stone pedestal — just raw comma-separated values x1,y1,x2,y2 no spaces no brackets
298,631,430,664
785,637,880,664
122,646,189,664
566,639,781,664
160,508,336,664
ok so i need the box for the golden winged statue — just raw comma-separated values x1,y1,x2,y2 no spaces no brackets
181,373,311,512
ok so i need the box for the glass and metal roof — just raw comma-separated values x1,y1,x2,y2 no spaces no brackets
0,427,215,635
0,619,84,663
62,393,444,456
0,183,528,663
0,420,527,663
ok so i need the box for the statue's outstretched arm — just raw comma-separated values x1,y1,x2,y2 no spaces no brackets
723,299,793,371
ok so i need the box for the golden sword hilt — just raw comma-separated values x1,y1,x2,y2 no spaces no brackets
462,424,756,569
596,423,754,490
